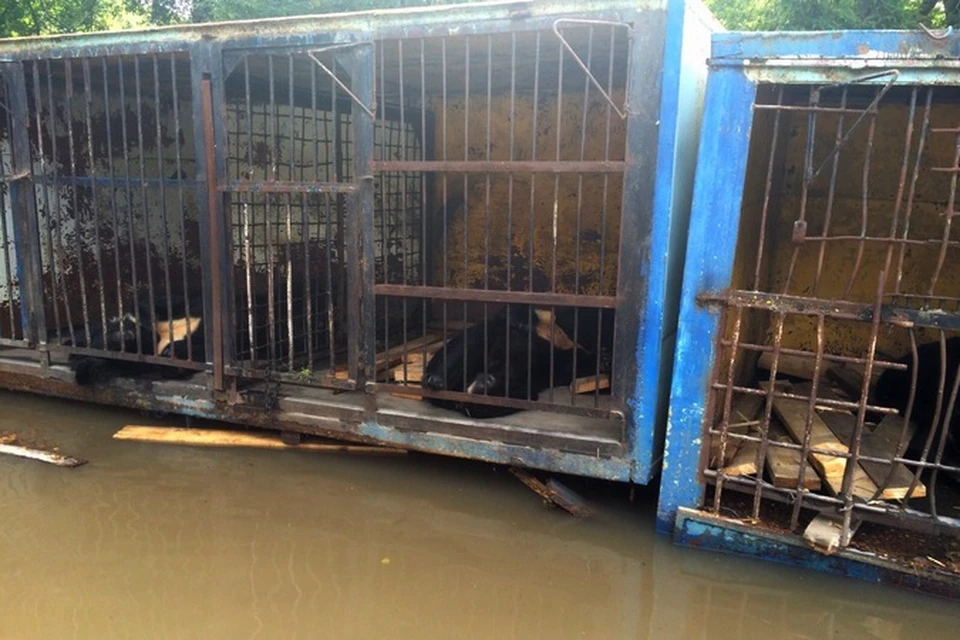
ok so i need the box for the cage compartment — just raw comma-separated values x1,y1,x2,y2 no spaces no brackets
367,25,629,438
662,33,960,597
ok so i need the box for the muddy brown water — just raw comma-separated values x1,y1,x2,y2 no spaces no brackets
1,390,959,639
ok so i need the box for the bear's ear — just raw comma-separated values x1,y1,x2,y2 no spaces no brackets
532,308,579,351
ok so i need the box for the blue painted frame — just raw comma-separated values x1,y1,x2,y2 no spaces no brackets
657,65,756,530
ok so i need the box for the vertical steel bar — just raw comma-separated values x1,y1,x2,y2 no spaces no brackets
201,78,225,389
754,87,785,292
527,32,541,401
505,32,517,400
811,88,846,296
266,55,277,366
399,39,410,384
441,37,449,389
134,57,157,354
711,306,743,514
243,56,255,364
842,100,879,299
782,86,819,295
101,59,125,352
152,55,175,358
170,55,192,361
33,61,61,344
286,55,295,370
462,36,471,393
896,89,933,295
420,38,428,373
839,270,886,547
82,59,108,352
117,57,142,355
64,60,93,347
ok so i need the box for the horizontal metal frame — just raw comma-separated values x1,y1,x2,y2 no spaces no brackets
220,181,357,194
374,284,618,308
44,344,208,370
373,160,626,174
376,382,621,420
698,289,960,332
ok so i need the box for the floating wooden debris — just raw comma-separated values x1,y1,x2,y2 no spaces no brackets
570,374,610,395
113,426,407,456
510,468,593,517
803,512,861,555
0,437,87,468
821,412,926,501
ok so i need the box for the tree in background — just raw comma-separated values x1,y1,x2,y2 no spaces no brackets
705,0,959,30
3,0,960,38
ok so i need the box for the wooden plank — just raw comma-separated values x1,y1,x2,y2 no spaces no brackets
709,394,764,467
770,389,849,476
390,360,423,383
820,412,926,501
570,374,610,394
0,443,86,467
509,468,593,517
0,433,15,445
113,426,407,456
722,438,759,476
803,512,861,555
764,421,822,491
768,386,879,500
757,351,830,381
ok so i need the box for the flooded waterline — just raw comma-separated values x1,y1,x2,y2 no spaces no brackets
0,390,958,639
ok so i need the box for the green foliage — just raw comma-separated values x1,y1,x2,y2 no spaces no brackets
189,0,460,23
705,0,956,31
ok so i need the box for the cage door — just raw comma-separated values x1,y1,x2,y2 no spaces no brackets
219,44,373,389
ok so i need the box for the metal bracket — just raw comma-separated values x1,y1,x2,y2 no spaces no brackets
552,19,630,120
919,22,953,40
809,69,899,182
307,44,376,120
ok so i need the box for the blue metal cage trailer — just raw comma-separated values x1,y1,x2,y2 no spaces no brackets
660,29,960,598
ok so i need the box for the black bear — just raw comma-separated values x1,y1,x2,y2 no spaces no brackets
421,304,615,419
873,336,960,474
68,293,206,386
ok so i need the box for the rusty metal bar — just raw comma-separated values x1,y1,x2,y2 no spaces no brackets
374,284,617,308
895,89,934,296
698,289,960,332
201,78,224,389
373,159,625,173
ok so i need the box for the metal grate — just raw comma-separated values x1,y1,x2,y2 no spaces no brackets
27,54,204,369
223,50,425,385
371,26,628,419
702,81,960,552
